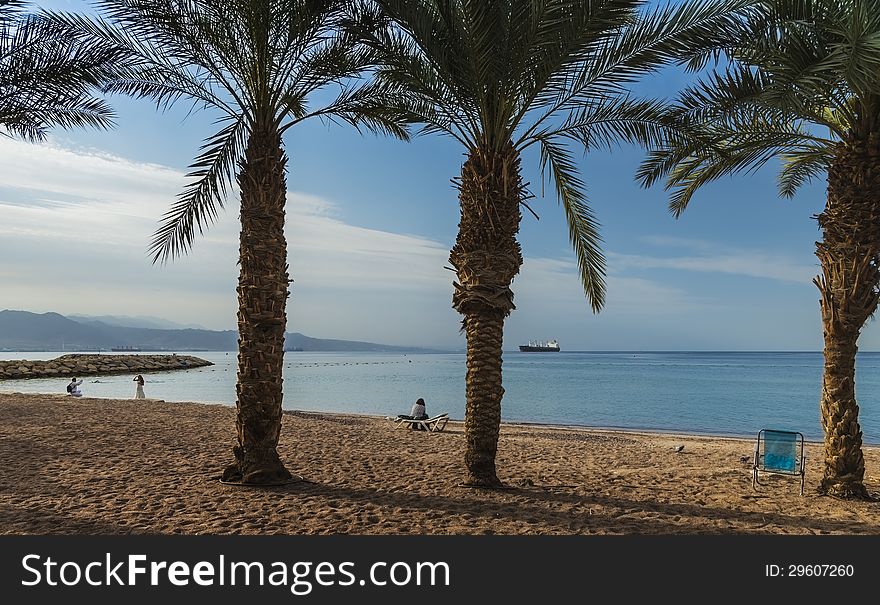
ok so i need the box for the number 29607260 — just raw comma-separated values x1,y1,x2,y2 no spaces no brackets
765,564,854,577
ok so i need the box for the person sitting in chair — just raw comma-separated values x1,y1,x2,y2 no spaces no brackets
398,397,429,430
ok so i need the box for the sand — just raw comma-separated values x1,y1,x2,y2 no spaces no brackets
1,391,879,535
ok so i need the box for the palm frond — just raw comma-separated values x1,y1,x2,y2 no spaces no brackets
53,4,247,117
0,5,121,140
524,94,672,152
0,1,27,22
531,0,758,120
644,113,835,215
149,116,247,263
0,96,115,140
778,142,834,198
285,78,411,141
641,0,880,214
538,135,606,312
360,1,483,145
512,0,639,119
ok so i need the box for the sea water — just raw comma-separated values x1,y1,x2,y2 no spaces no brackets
2,350,880,444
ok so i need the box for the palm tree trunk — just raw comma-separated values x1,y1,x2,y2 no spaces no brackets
814,133,880,500
221,124,294,485
450,143,523,487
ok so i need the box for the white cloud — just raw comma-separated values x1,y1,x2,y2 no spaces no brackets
1,138,181,210
638,235,716,250
608,250,817,283
286,200,451,291
514,257,708,316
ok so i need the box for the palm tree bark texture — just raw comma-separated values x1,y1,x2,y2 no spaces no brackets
222,124,294,485
449,143,523,487
814,132,880,499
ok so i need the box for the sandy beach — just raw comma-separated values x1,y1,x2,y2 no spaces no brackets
1,391,879,535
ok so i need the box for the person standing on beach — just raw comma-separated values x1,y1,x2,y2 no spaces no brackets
133,374,145,399
67,378,83,397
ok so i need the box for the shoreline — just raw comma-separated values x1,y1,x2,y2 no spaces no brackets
0,388,836,446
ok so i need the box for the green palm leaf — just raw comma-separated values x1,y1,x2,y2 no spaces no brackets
149,115,247,263
777,140,835,199
538,135,606,311
0,1,121,140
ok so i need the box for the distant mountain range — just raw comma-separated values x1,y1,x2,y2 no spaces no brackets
66,313,208,331
0,310,440,353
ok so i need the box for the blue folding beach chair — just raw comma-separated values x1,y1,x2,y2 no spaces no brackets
753,429,806,495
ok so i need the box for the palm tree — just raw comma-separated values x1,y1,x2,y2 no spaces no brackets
80,0,408,484
365,0,755,486
638,0,880,499
0,0,119,140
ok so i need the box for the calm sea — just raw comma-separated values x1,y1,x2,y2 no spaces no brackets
2,350,880,444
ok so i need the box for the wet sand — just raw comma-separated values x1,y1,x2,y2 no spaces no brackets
1,392,879,535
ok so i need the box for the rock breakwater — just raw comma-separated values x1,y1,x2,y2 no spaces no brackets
0,354,213,379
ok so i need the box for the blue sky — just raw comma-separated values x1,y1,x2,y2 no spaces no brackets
1,0,871,351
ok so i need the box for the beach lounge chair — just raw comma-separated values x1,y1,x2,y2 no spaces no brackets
394,413,449,432
752,429,806,495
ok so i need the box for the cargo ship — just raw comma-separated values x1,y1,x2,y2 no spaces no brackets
518,339,560,352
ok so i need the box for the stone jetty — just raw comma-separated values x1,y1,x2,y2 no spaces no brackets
0,354,213,380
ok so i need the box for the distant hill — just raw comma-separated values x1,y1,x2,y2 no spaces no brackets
67,314,207,330
0,310,439,353
283,332,431,352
